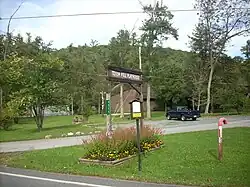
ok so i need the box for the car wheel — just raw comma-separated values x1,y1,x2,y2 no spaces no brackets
181,115,186,121
192,117,197,121
167,115,171,120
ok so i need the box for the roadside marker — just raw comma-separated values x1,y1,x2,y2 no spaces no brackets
0,172,113,187
218,117,228,161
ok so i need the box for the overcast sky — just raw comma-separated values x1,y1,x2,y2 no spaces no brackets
0,0,247,57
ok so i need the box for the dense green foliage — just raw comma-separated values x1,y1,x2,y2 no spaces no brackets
0,0,249,130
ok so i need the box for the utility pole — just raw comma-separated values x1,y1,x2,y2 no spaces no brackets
139,46,144,129
146,0,157,120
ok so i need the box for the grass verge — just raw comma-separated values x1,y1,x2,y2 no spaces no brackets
1,127,249,187
0,115,103,142
0,112,166,142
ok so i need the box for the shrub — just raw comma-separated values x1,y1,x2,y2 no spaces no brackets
82,125,163,161
0,106,14,130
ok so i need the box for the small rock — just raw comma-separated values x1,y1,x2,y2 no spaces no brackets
61,134,67,137
75,131,81,136
89,132,92,134
94,131,101,133
45,135,52,139
81,132,85,135
67,132,74,136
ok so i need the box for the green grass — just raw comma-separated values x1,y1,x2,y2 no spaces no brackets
1,111,248,143
0,116,104,142
1,127,249,187
0,112,166,142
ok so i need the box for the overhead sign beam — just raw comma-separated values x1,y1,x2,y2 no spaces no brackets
107,66,143,84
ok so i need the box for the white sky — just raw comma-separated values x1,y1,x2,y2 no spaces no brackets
0,0,247,56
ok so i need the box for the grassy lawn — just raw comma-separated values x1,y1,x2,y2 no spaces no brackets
0,116,103,142
0,112,166,142
1,127,249,187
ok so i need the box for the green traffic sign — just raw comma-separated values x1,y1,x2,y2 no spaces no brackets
106,100,110,115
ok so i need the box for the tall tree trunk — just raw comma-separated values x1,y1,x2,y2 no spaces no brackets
0,87,2,112
165,102,167,114
192,96,195,110
32,104,44,132
81,95,83,115
211,93,214,113
146,83,151,119
98,92,101,114
197,92,201,111
205,60,215,114
71,95,74,116
120,84,124,118
101,91,105,117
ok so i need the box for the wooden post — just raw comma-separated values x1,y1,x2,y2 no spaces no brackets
146,83,151,119
120,84,124,118
218,124,223,161
218,118,228,161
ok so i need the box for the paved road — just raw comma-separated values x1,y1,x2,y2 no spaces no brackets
0,116,249,153
0,167,191,187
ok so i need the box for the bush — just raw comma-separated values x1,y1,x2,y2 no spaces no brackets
0,107,14,130
82,125,163,161
243,98,250,112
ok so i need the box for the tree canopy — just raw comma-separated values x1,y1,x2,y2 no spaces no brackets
0,0,249,130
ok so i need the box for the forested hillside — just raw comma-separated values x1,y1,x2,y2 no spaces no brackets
0,0,249,130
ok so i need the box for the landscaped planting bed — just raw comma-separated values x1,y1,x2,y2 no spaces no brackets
79,125,164,165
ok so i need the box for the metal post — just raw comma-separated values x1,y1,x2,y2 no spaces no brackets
106,92,112,136
136,118,142,173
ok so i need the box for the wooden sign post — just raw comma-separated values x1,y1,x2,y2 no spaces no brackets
106,66,144,135
218,117,228,161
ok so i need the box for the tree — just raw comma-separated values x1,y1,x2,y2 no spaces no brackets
2,34,65,131
139,0,178,118
213,56,247,113
184,53,207,110
108,29,138,117
191,0,250,113
241,40,250,59
0,54,27,129
57,42,107,122
151,58,186,107
240,40,250,100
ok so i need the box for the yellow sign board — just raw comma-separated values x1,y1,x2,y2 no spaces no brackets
132,112,142,118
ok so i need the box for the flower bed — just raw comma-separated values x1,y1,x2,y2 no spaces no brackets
79,125,163,165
